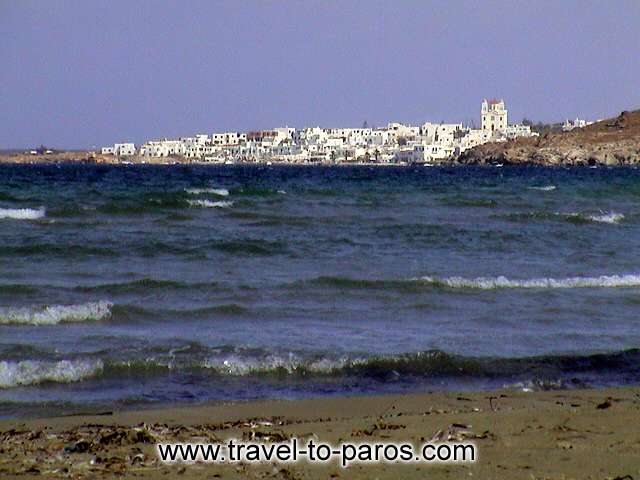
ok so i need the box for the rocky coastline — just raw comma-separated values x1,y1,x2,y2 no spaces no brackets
455,109,640,166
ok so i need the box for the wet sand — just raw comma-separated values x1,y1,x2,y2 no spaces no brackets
1,387,639,479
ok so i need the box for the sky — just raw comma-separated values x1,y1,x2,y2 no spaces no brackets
1,0,639,149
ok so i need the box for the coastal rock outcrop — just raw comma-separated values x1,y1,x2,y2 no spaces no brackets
455,109,640,166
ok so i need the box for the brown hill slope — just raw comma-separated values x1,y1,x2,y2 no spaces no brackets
457,109,640,166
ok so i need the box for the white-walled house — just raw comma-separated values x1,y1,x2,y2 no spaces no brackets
386,123,420,142
453,129,492,152
273,127,296,145
393,147,418,163
211,132,244,146
114,143,136,156
562,118,593,132
504,124,538,139
362,129,389,146
139,140,185,157
421,122,464,144
424,143,456,162
195,134,209,145
101,144,135,156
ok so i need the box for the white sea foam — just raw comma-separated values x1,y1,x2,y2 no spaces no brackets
0,207,45,220
585,212,625,224
0,301,113,326
418,274,640,290
560,211,625,224
185,188,229,196
529,185,556,191
203,354,358,376
0,359,103,388
506,379,565,392
187,199,234,208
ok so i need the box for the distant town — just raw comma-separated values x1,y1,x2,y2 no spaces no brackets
25,100,593,165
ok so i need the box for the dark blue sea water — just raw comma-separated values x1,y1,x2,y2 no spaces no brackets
1,164,640,418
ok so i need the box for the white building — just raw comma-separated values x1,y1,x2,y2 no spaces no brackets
424,144,456,163
211,132,244,145
386,123,420,142
139,139,184,157
481,99,508,135
273,127,296,145
114,143,136,156
453,129,492,153
100,143,135,156
504,124,538,139
421,122,464,144
394,146,421,163
101,144,135,156
562,118,593,132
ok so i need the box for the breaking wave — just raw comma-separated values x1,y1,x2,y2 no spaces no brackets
185,187,229,196
2,347,639,388
417,274,640,290
529,185,556,191
0,301,113,326
499,210,625,225
559,211,625,224
0,207,45,220
202,352,359,376
73,347,640,384
0,359,103,388
302,273,640,292
187,199,234,208
582,212,625,224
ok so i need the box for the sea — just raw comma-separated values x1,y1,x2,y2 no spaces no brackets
1,163,639,418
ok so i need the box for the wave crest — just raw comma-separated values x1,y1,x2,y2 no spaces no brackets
583,212,625,224
0,359,103,388
501,210,625,225
418,274,640,290
2,347,638,388
185,188,229,196
202,353,357,376
0,207,45,220
187,199,234,208
0,301,113,326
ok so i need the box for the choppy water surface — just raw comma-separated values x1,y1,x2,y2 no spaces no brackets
1,164,640,418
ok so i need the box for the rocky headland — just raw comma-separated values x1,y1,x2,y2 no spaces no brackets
456,109,640,166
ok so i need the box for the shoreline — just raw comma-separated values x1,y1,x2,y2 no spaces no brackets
0,155,639,168
2,385,639,479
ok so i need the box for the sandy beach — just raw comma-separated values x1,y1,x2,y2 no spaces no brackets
1,386,639,479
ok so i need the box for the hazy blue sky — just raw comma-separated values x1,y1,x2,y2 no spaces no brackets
1,0,638,148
